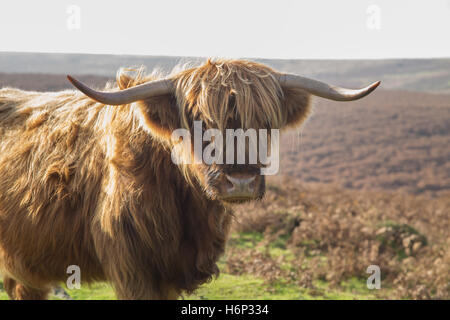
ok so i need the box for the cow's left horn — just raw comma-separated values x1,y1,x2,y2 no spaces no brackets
278,74,380,101
67,75,174,105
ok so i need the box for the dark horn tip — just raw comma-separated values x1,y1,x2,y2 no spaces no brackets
67,75,77,86
371,81,381,90
365,81,381,95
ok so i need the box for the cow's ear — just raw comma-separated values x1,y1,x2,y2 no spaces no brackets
280,87,313,129
135,95,180,141
116,69,180,141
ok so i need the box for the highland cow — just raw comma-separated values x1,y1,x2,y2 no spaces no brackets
0,59,379,299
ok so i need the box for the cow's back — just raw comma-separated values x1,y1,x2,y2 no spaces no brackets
0,88,108,285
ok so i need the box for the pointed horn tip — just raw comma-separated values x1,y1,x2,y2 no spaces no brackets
364,80,381,95
67,75,79,87
371,80,381,90
67,75,93,98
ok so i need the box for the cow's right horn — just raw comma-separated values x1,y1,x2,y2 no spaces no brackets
278,74,380,101
67,75,174,105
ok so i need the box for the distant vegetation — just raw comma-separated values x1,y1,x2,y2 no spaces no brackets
0,73,110,92
1,52,450,93
281,89,450,197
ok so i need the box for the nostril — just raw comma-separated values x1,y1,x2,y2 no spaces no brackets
224,176,235,192
225,174,256,192
225,174,256,185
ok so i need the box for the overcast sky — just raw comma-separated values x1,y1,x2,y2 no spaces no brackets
1,0,449,59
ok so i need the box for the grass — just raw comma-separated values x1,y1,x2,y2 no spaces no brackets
0,281,116,300
65,283,116,300
0,230,385,300
0,229,382,301
187,275,378,300
186,274,300,300
0,275,382,300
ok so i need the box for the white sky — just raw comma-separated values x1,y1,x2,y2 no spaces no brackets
0,0,449,59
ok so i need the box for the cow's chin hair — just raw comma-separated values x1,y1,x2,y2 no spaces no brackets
218,189,266,205
220,196,255,204
204,188,262,205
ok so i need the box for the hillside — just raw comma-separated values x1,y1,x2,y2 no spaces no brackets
0,73,110,92
279,89,450,197
1,52,450,93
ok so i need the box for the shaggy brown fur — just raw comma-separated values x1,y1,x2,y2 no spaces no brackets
0,59,311,299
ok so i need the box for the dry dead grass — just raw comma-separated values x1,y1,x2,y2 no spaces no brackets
230,177,449,299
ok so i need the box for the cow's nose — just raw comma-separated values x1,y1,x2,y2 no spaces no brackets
225,174,256,194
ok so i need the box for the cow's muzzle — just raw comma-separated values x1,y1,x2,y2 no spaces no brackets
219,173,260,203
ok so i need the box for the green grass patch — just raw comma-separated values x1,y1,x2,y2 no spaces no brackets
64,283,116,300
228,231,264,249
186,274,309,300
0,274,385,300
